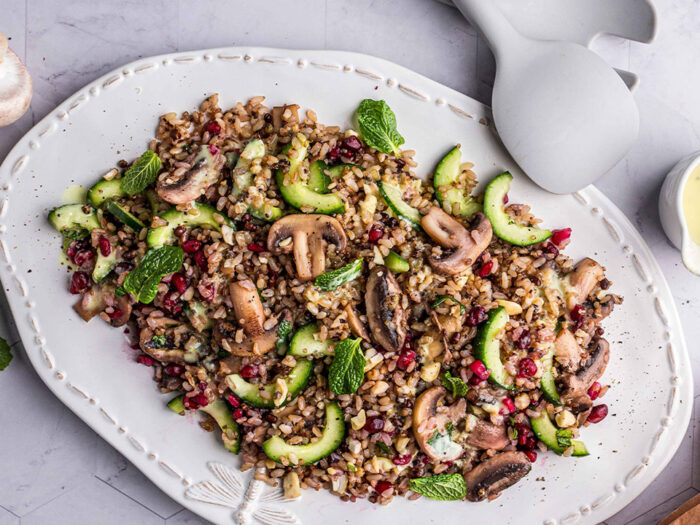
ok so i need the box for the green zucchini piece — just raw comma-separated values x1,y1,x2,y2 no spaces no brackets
308,160,331,193
530,413,588,457
325,163,359,178
483,172,551,246
146,202,235,247
105,200,145,231
168,396,240,454
231,139,266,198
474,306,513,390
93,249,117,282
433,146,481,218
48,204,100,239
384,250,409,273
377,181,421,229
262,401,345,465
87,179,125,207
225,358,313,409
288,324,334,357
540,345,562,406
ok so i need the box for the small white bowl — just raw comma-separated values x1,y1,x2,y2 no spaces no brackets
659,151,700,275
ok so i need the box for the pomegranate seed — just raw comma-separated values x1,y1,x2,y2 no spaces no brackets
171,273,188,294
396,349,416,370
524,450,537,463
73,249,95,267
518,358,537,378
205,121,221,135
208,144,219,155
543,242,559,257
570,304,586,321
136,355,154,366
328,146,341,160
465,306,487,326
503,194,509,204
368,225,384,243
162,291,182,314
364,416,385,433
374,480,393,495
515,329,532,350
201,284,216,302
524,436,537,450
343,135,363,152
469,360,490,380
247,242,265,253
392,454,412,465
69,271,90,294
227,394,241,408
551,228,572,247
501,398,516,414
165,365,184,376
468,375,485,386
587,404,608,424
98,236,112,257
240,364,259,379
182,239,202,253
232,408,244,420
108,308,123,320
588,382,602,400
478,260,493,278
514,423,532,444
67,239,89,263
192,393,209,408
193,250,208,272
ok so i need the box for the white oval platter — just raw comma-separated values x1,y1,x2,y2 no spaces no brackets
0,47,692,525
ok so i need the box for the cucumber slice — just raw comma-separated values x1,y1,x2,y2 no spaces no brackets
540,345,562,405
48,204,101,239
105,200,145,231
433,146,481,218
377,181,421,229
146,202,235,247
288,324,334,357
248,204,283,223
530,413,588,457
87,179,125,207
474,306,514,390
308,160,331,193
93,249,117,282
225,359,313,409
168,396,240,454
262,401,345,465
384,250,409,273
483,172,551,246
231,139,266,198
325,163,359,178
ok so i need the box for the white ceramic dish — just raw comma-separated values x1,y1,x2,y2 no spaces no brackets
0,47,692,525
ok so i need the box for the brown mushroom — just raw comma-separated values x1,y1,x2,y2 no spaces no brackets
156,146,224,204
413,386,466,462
463,451,531,502
558,337,610,396
565,258,605,311
421,207,492,275
107,294,132,327
214,279,292,357
139,327,188,364
345,304,370,341
366,267,407,352
73,287,107,322
553,329,584,372
267,214,347,281
465,419,510,451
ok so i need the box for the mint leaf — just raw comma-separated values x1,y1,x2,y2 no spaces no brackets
409,473,466,501
315,258,363,292
556,429,573,449
0,337,12,371
431,295,466,314
276,320,293,353
123,246,183,303
151,334,166,348
328,338,365,394
356,99,405,155
441,371,468,398
121,150,162,194
376,442,392,455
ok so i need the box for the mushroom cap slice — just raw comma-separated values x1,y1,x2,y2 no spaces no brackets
156,146,224,204
0,36,33,128
413,386,466,462
553,329,583,372
565,258,605,311
108,295,132,327
345,304,370,341
463,451,531,501
465,419,510,451
139,327,188,364
365,266,407,352
558,337,610,396
421,207,492,275
73,287,107,322
229,279,265,336
267,214,347,281
214,309,293,357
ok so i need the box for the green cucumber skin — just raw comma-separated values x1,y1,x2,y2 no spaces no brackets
483,172,552,246
146,203,235,247
262,401,345,465
308,160,331,193
377,181,422,229
384,250,410,273
433,146,481,218
529,413,589,457
226,359,314,409
288,324,334,357
92,250,117,282
105,200,145,231
88,179,126,207
276,169,345,214
474,306,514,390
48,204,101,237
167,396,240,454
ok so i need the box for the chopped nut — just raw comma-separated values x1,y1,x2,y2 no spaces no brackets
331,474,348,495
371,380,390,396
496,299,523,315
350,409,367,431
514,393,531,411
395,436,410,455
274,377,289,407
283,472,301,499
420,361,441,383
555,409,577,428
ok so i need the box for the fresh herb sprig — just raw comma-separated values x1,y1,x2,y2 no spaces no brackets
409,473,467,501
121,246,183,303
356,99,405,155
315,258,363,292
441,371,468,398
328,338,365,395
121,150,162,194
0,337,12,371
431,295,466,314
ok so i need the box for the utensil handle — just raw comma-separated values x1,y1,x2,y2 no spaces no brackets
452,0,523,60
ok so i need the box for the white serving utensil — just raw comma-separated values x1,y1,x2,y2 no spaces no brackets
452,0,640,194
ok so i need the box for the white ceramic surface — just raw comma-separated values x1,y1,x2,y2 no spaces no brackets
451,0,641,195
0,47,693,525
658,152,700,275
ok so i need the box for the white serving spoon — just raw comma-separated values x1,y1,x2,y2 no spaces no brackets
452,0,639,194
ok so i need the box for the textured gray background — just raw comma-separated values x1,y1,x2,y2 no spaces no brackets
0,1,698,524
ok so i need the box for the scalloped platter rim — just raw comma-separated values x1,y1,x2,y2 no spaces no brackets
0,47,692,525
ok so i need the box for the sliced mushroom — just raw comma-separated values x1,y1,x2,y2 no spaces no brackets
229,280,265,336
0,31,32,127
107,294,132,327
73,287,106,322
565,258,605,311
421,207,492,275
413,386,466,462
463,451,531,502
558,337,610,396
139,327,188,364
553,329,584,372
345,304,370,341
566,393,593,415
366,267,407,352
267,214,347,280
156,146,224,204
465,418,510,451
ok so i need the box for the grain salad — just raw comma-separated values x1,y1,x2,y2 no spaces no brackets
48,94,621,504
